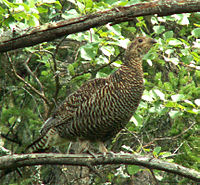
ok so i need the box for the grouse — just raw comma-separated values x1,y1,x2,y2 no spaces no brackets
26,36,156,153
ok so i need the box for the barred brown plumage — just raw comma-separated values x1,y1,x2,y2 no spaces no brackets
26,36,156,153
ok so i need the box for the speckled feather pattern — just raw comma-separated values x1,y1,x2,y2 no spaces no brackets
27,37,156,152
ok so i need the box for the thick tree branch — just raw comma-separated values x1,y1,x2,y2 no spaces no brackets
0,0,200,52
0,153,199,182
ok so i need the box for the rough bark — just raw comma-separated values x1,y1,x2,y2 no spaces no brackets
0,153,199,182
0,0,200,52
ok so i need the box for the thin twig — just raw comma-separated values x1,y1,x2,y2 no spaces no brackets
21,87,44,121
144,122,196,147
0,133,21,145
173,141,185,155
124,127,146,153
86,164,102,178
23,54,49,117
23,54,44,92
6,53,50,106
178,61,200,71
149,169,159,185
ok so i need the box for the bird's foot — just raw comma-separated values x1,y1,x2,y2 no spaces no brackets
101,151,116,158
87,150,99,159
107,151,116,157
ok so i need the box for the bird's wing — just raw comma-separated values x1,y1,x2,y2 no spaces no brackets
40,78,107,135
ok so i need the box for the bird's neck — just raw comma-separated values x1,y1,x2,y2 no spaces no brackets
124,55,142,68
109,57,144,117
111,57,143,85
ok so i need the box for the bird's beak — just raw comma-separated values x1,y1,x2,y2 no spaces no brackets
150,39,157,44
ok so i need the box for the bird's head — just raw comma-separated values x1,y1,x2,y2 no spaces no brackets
125,36,156,61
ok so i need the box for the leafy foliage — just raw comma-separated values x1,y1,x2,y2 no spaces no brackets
0,0,199,184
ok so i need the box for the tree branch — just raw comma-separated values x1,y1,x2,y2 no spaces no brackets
6,53,50,106
144,122,196,147
0,0,200,52
0,153,199,182
22,54,49,117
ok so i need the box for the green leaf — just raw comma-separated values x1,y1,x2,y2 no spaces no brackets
142,90,154,102
163,31,174,40
19,3,30,11
191,28,200,37
96,72,108,78
8,116,16,124
184,100,195,107
77,1,85,12
168,39,182,46
37,7,48,13
194,99,200,106
153,25,165,34
165,101,176,108
67,0,76,4
151,16,158,25
28,16,39,27
41,71,49,76
170,58,179,65
116,39,130,49
165,49,175,55
127,165,140,175
67,64,75,76
159,151,172,158
107,24,121,36
186,109,199,114
96,55,109,64
153,89,165,101
100,45,115,57
130,114,143,127
169,110,182,119
62,9,79,19
171,94,185,102
153,146,161,156
85,0,93,9
80,43,98,60
173,14,189,25
3,0,18,8
125,26,136,33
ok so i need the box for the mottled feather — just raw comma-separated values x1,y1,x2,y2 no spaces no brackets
26,37,156,152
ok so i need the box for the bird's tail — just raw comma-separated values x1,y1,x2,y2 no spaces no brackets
25,128,57,153
25,136,48,153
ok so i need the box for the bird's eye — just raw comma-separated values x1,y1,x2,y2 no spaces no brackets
138,38,143,43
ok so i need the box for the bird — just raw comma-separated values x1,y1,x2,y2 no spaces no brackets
26,36,156,153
